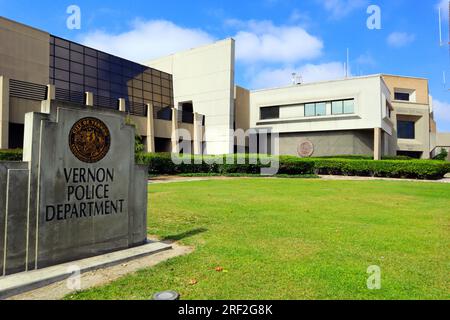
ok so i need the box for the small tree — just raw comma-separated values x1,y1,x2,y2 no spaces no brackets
125,115,145,155
434,148,449,161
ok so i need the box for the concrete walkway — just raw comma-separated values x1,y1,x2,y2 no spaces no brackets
149,175,450,184
2,240,192,300
319,175,450,183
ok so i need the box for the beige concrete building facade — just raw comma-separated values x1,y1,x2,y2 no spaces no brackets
0,17,205,153
146,39,235,155
436,132,450,161
248,75,394,159
382,75,436,159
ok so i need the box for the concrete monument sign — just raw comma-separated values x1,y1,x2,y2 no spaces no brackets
0,101,148,276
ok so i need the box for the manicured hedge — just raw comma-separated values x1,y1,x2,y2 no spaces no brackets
309,158,450,180
137,153,450,180
136,153,315,175
3,150,448,180
0,149,23,161
317,155,414,161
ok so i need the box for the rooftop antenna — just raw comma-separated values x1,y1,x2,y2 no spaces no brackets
439,7,443,46
291,72,297,85
438,1,450,90
291,72,303,85
345,48,350,78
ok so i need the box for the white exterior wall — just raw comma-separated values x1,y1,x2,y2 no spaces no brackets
145,39,235,155
250,75,393,136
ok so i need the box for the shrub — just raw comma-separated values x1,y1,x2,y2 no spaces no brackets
433,148,449,161
138,153,450,180
0,149,23,161
316,155,413,161
310,158,449,180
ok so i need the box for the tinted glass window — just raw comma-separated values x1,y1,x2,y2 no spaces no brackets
395,92,410,101
55,69,70,82
70,61,84,75
315,103,326,116
260,107,280,120
50,36,173,110
305,104,315,117
397,121,415,139
55,57,70,70
55,46,70,59
70,51,84,63
332,101,343,114
343,100,354,114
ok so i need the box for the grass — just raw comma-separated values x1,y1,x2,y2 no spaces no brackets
66,178,450,300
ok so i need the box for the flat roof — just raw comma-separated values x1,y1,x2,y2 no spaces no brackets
250,74,384,93
381,74,429,81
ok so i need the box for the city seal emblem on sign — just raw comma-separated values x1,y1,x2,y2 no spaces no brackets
69,117,111,163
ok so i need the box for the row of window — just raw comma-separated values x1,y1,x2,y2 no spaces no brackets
51,37,171,78
260,99,355,120
50,56,172,88
49,36,174,108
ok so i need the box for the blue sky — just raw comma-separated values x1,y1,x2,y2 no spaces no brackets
2,0,450,131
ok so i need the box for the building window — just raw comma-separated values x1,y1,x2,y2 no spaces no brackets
260,106,280,120
305,102,326,117
315,103,326,116
332,101,343,114
394,92,410,101
397,120,415,139
343,99,354,114
304,103,315,117
49,35,174,112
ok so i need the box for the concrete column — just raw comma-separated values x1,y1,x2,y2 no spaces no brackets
41,84,56,114
171,108,179,154
118,98,126,112
0,76,10,149
46,84,55,101
85,92,94,107
193,113,203,155
374,128,382,160
146,103,155,153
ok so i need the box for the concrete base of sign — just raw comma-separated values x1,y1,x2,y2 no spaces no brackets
0,240,172,300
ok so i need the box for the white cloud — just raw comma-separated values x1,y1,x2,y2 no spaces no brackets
433,99,450,131
80,19,215,63
248,62,345,89
320,0,368,19
387,32,416,48
233,20,323,64
355,53,376,66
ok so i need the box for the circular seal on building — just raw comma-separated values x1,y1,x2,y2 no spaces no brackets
69,117,111,163
297,140,314,158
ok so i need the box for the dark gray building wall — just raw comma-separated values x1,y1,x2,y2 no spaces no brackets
279,130,374,157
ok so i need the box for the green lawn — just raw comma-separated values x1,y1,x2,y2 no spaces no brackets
67,178,450,300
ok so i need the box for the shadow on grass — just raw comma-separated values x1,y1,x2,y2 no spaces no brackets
161,227,208,242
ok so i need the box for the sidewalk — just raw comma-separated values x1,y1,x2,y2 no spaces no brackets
148,175,450,184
